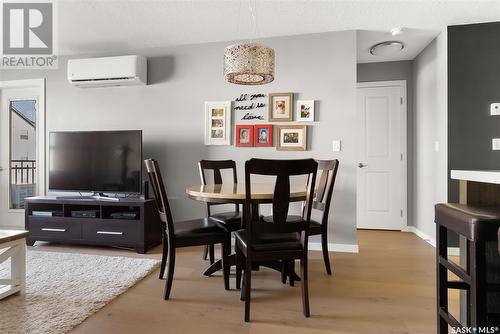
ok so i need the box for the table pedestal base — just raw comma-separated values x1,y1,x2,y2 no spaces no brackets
203,256,301,282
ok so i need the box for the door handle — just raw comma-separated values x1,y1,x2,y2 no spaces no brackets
97,231,123,235
41,228,66,232
0,167,5,171
358,163,368,168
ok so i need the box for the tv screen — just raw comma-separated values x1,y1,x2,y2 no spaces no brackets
49,130,142,193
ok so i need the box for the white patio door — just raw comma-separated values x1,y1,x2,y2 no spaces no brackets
356,81,407,230
0,80,45,229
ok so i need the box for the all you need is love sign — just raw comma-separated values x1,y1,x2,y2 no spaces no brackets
234,93,267,123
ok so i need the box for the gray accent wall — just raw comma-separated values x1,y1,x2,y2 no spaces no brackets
448,22,500,203
0,31,359,247
357,61,414,227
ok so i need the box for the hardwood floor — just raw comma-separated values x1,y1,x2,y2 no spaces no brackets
29,230,454,334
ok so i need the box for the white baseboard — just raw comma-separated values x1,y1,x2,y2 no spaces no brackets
402,226,435,247
402,226,460,256
0,225,23,231
308,242,359,253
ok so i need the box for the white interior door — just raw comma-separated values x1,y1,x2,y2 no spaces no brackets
0,80,45,229
356,82,406,230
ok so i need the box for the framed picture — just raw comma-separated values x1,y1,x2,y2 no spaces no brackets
269,93,293,122
204,101,231,146
235,125,254,147
254,124,273,147
296,100,315,122
276,125,307,151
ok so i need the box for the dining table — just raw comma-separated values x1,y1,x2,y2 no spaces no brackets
186,182,307,279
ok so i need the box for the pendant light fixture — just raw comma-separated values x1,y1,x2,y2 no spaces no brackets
224,1,275,85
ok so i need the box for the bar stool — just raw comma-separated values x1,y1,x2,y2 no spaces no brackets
435,203,500,332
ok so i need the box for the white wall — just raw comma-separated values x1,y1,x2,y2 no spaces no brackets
0,31,359,248
412,30,448,241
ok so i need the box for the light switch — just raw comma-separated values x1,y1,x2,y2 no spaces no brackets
332,140,341,152
492,138,500,150
491,103,500,115
434,141,440,153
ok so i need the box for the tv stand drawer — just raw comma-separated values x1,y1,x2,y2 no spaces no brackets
82,221,139,246
28,220,82,240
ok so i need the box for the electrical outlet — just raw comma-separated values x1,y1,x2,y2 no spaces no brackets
332,140,341,152
493,138,500,150
491,103,500,115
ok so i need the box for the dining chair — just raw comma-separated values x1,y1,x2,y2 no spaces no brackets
144,159,230,299
198,160,241,263
235,158,317,322
263,159,339,276
308,159,339,275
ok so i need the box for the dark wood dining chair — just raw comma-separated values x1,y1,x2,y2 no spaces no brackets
309,159,339,275
235,158,317,322
144,159,230,299
198,160,241,263
265,159,339,276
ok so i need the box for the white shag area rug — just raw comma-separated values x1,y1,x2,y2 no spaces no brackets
0,250,160,334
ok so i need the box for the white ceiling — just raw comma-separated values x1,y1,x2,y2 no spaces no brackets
58,0,500,60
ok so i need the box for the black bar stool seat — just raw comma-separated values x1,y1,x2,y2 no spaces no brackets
436,203,500,241
435,203,500,332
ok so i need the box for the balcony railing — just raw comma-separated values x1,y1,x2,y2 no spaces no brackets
10,159,36,185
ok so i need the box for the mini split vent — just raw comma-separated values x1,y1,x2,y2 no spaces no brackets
67,55,147,88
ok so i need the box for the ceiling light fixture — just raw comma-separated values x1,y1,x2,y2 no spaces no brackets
224,0,275,85
391,27,404,36
370,41,405,56
224,43,275,85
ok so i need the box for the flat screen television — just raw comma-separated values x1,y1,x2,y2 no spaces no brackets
49,130,142,193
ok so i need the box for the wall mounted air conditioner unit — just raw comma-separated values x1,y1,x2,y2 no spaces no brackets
67,55,147,88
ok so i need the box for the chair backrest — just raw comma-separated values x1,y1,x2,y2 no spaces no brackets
312,159,339,224
198,160,238,213
244,158,318,247
144,159,175,238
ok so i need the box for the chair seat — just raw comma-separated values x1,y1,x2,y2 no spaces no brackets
262,215,322,235
174,218,227,240
308,219,322,235
261,215,303,224
435,203,500,241
209,211,242,230
235,230,301,252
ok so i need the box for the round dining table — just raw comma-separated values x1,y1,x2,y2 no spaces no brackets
186,182,307,204
186,182,307,279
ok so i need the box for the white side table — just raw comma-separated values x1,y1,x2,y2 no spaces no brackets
0,230,28,300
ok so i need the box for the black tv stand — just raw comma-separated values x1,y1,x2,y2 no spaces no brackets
25,196,161,253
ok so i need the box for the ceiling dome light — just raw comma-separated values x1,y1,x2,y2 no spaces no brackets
224,43,275,85
370,41,405,57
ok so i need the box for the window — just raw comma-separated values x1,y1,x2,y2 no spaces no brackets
10,99,37,209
